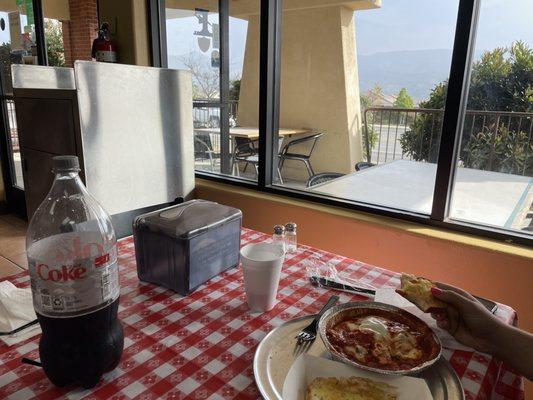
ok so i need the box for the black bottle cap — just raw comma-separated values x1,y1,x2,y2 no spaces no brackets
274,225,285,235
285,222,297,232
52,155,80,172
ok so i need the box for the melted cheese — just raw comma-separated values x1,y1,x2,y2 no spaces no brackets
391,332,421,360
345,344,368,361
346,321,359,331
358,316,390,340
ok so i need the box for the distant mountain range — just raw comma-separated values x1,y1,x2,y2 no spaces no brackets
170,48,460,104
357,49,453,103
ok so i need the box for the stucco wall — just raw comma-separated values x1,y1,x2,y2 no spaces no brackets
238,5,364,180
131,0,150,66
236,13,260,128
98,0,151,66
42,0,70,20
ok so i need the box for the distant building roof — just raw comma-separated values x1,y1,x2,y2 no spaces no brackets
364,90,397,107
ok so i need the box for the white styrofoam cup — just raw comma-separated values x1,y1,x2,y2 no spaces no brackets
240,243,285,312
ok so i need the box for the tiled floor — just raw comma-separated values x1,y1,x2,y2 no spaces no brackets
0,213,28,279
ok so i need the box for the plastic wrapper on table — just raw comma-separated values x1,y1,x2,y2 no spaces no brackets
303,254,377,297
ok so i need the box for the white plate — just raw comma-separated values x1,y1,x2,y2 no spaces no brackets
253,315,464,400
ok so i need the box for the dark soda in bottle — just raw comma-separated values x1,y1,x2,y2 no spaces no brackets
26,156,123,388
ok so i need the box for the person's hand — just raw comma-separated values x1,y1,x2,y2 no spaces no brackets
430,283,504,354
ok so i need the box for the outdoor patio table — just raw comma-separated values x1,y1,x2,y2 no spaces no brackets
0,229,524,399
310,160,533,230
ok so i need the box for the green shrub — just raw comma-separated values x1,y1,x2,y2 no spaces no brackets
362,125,379,160
399,42,533,174
463,125,533,175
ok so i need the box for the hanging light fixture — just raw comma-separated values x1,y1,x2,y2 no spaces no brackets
194,8,212,53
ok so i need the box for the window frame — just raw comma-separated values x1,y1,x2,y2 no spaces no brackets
0,0,48,219
152,0,533,247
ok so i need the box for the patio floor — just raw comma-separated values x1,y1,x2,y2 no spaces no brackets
194,160,309,190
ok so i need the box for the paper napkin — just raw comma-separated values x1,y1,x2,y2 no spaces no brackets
0,281,40,345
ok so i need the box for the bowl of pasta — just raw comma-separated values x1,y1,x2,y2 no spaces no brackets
318,301,442,375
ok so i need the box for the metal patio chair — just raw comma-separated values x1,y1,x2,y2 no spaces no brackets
194,134,219,171
232,137,285,182
355,161,375,171
278,132,324,179
231,137,259,176
306,172,344,188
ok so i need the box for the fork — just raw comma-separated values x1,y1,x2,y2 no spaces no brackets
294,295,339,357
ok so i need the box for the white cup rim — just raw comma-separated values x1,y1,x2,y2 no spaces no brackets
240,242,285,263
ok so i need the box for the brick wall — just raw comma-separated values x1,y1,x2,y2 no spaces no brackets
62,0,99,67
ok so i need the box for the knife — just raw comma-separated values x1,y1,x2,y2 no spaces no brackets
309,276,375,297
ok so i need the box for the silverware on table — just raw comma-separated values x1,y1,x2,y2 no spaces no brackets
309,275,498,314
309,275,376,297
293,295,339,357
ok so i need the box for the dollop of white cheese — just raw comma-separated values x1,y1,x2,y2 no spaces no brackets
358,316,390,340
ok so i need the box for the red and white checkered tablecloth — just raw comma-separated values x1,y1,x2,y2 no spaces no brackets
0,228,524,400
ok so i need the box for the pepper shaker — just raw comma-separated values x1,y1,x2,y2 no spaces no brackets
272,225,286,252
285,222,297,253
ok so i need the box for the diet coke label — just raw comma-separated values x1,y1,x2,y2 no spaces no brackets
36,264,88,281
28,232,120,317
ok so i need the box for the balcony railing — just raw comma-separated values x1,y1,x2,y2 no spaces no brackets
193,99,239,129
193,100,240,174
363,107,533,176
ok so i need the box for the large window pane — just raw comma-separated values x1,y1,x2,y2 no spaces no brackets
166,4,222,174
273,0,459,215
44,0,73,66
449,0,533,234
0,5,32,189
165,1,259,181
227,1,259,182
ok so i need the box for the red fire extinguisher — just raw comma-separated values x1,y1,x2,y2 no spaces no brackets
91,22,117,63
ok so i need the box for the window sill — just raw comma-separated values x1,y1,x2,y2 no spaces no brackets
196,178,533,260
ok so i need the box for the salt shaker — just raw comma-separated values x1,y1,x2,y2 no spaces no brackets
285,222,297,253
272,225,286,252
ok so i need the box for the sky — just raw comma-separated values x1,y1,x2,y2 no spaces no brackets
163,0,532,79
355,0,533,55
164,11,248,78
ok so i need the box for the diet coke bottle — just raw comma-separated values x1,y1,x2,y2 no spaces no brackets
26,156,123,388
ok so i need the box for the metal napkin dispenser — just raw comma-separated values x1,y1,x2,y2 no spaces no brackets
133,200,242,295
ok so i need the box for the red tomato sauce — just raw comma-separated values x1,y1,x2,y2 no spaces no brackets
325,309,439,371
